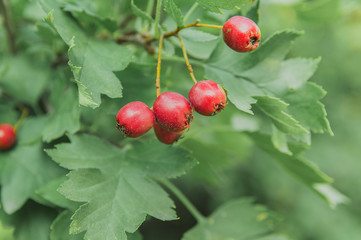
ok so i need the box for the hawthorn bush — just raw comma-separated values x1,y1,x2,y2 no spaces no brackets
0,0,353,239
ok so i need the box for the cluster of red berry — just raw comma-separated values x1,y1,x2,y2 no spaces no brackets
115,16,261,144
116,80,227,144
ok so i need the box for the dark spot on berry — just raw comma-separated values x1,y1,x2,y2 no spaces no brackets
116,120,129,136
250,36,259,45
185,113,193,126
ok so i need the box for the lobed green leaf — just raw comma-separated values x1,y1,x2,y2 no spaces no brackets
46,134,197,240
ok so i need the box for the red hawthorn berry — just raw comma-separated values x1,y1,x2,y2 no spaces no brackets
223,16,261,52
0,123,17,150
188,80,227,116
153,92,193,132
116,101,155,138
154,122,183,144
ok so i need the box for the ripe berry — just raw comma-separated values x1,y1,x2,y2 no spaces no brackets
189,80,227,116
0,124,17,150
116,101,155,138
222,16,261,52
154,122,183,144
153,92,193,132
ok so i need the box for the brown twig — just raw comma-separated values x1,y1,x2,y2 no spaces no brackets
146,19,222,43
116,33,155,54
116,19,222,55
0,0,16,54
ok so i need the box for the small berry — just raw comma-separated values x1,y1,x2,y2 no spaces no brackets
0,124,17,150
154,122,183,144
188,80,227,116
153,92,193,132
116,101,155,138
223,16,261,52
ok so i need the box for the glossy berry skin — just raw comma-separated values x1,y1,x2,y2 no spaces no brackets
154,122,183,144
116,101,155,138
153,92,193,132
223,16,261,52
0,124,17,150
189,80,227,116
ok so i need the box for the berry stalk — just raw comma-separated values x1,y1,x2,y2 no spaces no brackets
155,34,164,97
176,35,197,84
14,105,28,131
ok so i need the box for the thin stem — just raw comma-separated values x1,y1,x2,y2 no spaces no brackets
158,179,205,223
155,34,164,97
14,105,29,131
154,0,163,38
0,0,16,54
184,2,199,23
176,35,197,84
195,24,223,29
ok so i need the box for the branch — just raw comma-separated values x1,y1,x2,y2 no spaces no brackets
146,19,222,43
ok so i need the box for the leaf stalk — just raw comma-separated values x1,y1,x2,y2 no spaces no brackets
158,179,206,223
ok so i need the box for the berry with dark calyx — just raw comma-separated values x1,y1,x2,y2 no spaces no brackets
153,92,193,132
154,122,183,144
116,101,155,138
189,80,227,116
0,123,17,150
222,16,261,52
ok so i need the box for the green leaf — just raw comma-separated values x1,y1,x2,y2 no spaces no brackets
0,99,17,124
6,202,57,240
284,82,333,135
41,0,133,108
46,134,197,240
271,125,292,155
17,116,48,145
0,56,49,107
183,198,276,240
245,0,260,24
42,82,80,142
181,130,252,186
196,0,249,14
164,0,184,27
248,132,348,208
0,141,65,214
131,0,155,23
62,0,121,21
255,95,309,134
50,211,84,240
36,177,79,210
